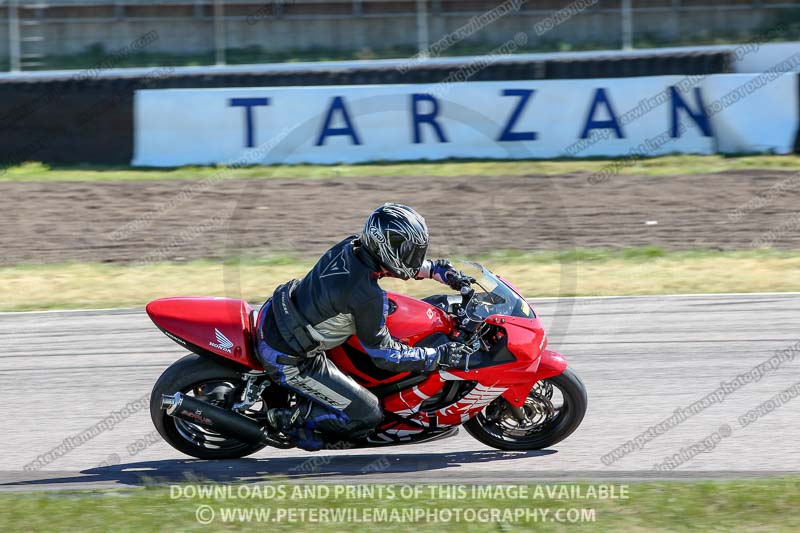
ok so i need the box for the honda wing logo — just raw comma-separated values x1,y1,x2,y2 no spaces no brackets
209,328,234,353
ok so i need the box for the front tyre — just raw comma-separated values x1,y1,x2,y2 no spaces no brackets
150,353,268,459
464,367,587,451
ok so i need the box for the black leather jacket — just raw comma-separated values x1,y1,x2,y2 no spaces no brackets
262,236,439,372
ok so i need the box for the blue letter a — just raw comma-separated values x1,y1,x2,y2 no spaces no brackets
316,96,362,146
580,88,624,139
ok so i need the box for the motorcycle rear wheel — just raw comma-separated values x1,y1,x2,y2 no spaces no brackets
463,367,587,451
150,353,269,459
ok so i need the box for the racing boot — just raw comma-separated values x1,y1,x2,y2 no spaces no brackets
266,407,324,451
266,407,300,433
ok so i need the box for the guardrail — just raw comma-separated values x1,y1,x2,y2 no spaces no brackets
2,0,798,72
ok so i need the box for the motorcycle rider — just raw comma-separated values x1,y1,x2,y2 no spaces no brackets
255,203,468,450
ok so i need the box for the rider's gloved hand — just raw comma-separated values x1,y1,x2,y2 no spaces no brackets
421,259,475,291
444,270,471,291
446,271,478,294
435,342,468,369
428,259,457,286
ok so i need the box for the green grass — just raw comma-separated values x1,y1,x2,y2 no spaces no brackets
2,248,798,311
2,155,799,183
1,479,798,531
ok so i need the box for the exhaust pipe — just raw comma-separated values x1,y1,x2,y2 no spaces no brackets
161,392,269,445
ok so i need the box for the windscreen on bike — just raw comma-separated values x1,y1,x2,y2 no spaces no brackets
455,262,535,323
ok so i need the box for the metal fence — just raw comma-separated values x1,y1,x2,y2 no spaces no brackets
2,0,798,71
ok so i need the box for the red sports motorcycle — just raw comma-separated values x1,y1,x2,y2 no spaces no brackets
148,262,587,458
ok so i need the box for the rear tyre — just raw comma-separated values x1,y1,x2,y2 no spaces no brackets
463,368,587,451
150,353,268,459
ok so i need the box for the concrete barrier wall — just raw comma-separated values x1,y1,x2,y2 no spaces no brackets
0,51,730,167
131,73,800,167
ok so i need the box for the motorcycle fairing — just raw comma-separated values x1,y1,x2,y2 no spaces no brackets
361,313,554,443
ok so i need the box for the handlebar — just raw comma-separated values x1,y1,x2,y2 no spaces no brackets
445,270,476,290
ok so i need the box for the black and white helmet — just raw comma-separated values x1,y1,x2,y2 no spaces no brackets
361,203,429,279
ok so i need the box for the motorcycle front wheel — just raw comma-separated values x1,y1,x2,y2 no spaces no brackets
463,367,587,451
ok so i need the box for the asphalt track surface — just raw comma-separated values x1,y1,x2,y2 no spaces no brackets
1,293,799,491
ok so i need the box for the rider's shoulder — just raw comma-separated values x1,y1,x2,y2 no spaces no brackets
345,272,383,307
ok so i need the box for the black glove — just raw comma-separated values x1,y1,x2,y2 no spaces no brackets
435,342,468,369
445,270,477,292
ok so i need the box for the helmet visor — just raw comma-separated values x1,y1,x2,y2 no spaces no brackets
399,240,428,273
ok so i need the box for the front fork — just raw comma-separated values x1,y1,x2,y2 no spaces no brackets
504,401,527,422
